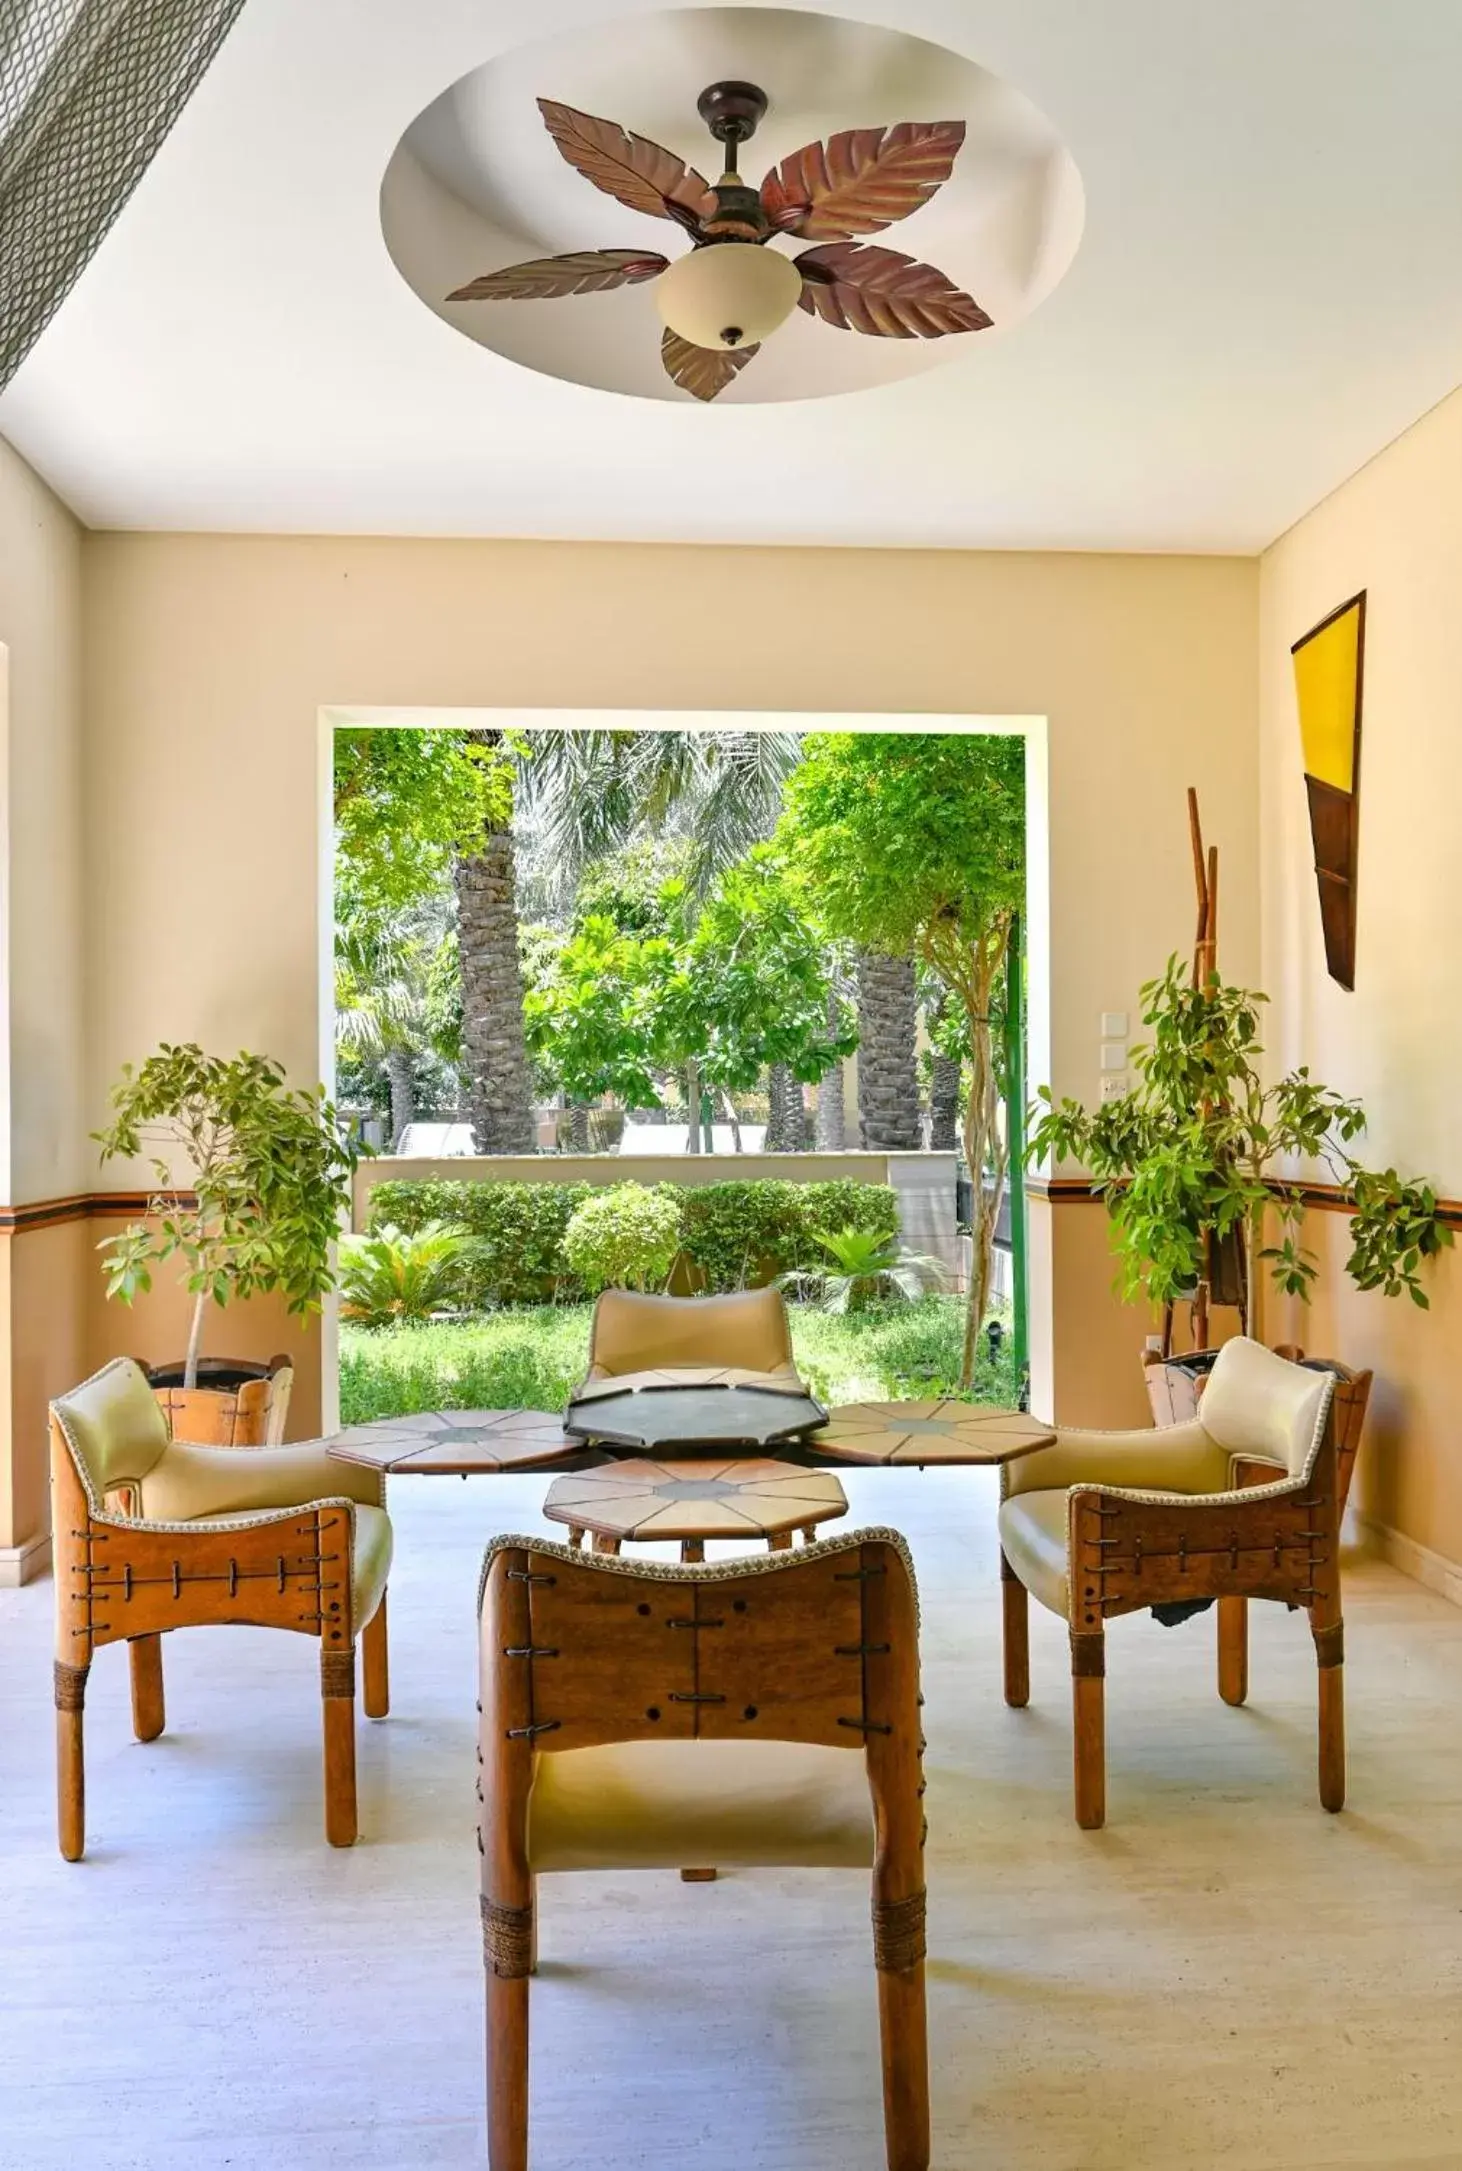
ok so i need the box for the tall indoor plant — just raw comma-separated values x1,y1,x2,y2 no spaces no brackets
1028,956,1452,1337
95,1046,359,1429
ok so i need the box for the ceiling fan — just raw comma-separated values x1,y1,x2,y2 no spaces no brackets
447,82,992,401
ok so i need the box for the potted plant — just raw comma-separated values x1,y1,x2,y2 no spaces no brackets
1028,956,1452,1384
95,1045,359,1445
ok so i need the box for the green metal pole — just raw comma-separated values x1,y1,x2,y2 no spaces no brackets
1005,913,1029,1405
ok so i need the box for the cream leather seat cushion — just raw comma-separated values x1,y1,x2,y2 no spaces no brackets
997,1492,1073,1620
527,1739,875,1872
137,1441,383,1521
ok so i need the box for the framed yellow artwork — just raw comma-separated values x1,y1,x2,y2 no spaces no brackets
1291,590,1365,989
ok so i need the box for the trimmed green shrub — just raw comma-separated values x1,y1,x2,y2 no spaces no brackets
678,1179,899,1292
366,1179,593,1305
365,1173,900,1304
562,1183,683,1294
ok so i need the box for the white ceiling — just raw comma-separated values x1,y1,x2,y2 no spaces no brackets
5,0,1462,551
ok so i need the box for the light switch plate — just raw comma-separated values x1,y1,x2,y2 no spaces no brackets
1100,1073,1128,1102
1101,1011,1129,1039
1099,1042,1127,1071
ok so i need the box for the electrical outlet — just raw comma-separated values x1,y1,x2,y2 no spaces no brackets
1100,1073,1127,1102
1100,1011,1129,1039
1099,1041,1127,1072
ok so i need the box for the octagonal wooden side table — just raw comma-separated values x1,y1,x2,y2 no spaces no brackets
543,1457,849,1563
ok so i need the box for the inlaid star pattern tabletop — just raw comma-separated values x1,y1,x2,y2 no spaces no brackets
324,1409,581,1475
543,1458,848,1544
815,1400,1056,1466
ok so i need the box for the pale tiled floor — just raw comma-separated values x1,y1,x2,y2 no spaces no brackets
3,1466,1462,2171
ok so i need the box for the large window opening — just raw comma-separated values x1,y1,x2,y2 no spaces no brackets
320,711,1049,1431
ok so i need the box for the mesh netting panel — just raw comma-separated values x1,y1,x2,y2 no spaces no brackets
0,0,248,390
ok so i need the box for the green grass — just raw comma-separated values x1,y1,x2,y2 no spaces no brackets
338,1295,1019,1424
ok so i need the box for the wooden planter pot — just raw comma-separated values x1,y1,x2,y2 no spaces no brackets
144,1354,294,1448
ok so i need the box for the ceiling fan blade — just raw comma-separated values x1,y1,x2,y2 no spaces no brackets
796,242,991,337
660,328,760,402
538,99,718,228
761,120,966,240
448,249,670,302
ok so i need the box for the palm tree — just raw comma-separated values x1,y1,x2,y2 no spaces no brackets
335,910,445,1148
923,979,961,1151
855,947,921,1150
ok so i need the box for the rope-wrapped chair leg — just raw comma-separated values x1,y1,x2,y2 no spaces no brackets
55,1659,89,1862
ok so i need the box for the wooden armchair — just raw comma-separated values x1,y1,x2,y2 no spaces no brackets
50,1358,392,1858
998,1338,1341,1829
582,1284,800,1382
478,1528,928,2171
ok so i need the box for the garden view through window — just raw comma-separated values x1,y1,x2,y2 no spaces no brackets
331,723,1028,1428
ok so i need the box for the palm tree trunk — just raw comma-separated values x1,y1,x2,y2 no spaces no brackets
855,949,921,1151
564,1100,590,1153
454,732,536,1155
767,1062,808,1151
385,1048,416,1151
929,1051,960,1151
815,988,846,1150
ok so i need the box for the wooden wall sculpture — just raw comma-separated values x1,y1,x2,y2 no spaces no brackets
1291,592,1365,990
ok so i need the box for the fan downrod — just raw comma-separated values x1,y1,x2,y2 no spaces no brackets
696,81,769,150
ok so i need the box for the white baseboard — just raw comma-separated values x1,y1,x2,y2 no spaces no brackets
0,1532,51,1587
1356,1516,1462,1610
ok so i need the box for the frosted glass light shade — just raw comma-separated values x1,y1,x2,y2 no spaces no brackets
655,242,803,352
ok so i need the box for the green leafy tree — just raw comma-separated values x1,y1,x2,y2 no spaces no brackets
95,1047,359,1388
1029,957,1452,1325
779,733,1026,1383
334,729,511,918
522,916,673,1116
662,851,856,1148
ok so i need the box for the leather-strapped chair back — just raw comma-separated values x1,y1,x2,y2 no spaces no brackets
583,1285,798,1381
998,1337,1344,1828
50,1358,393,1857
478,1529,929,2171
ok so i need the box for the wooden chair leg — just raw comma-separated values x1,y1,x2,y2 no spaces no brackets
129,1634,166,1740
1217,1595,1248,1706
1000,1552,1030,1708
484,1887,534,2171
1313,1615,1346,1813
320,1644,358,1847
362,1593,390,1720
680,1538,705,1563
873,1893,930,2171
680,1867,717,1882
1070,1629,1106,1830
55,1660,89,1863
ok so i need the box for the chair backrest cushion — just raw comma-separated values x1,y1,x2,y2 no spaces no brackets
586,1286,796,1379
51,1357,172,1505
1199,1337,1334,1478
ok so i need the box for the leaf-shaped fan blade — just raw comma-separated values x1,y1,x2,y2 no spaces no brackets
660,329,760,402
761,120,966,240
448,250,670,302
538,99,718,228
796,243,992,337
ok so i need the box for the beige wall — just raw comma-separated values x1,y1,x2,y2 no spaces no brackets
0,439,85,1203
1260,382,1462,1574
81,538,1259,1138
0,441,87,1564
